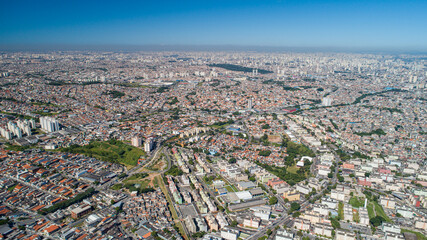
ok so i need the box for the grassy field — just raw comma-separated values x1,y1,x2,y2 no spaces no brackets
338,202,344,220
366,201,392,222
111,172,157,193
349,196,365,208
373,201,392,222
287,165,299,174
147,156,167,171
353,209,360,223
225,185,236,192
59,139,146,167
367,202,375,219
401,229,427,240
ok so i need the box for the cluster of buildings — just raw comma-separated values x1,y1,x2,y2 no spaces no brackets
0,119,36,140
0,51,426,239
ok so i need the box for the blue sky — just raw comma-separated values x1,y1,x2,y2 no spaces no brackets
1,0,426,49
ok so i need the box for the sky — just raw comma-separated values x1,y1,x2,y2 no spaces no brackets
1,0,426,50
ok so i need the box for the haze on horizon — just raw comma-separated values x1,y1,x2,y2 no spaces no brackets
1,0,427,51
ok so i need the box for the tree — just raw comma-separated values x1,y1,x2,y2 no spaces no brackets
292,211,301,218
370,216,385,227
192,232,206,238
258,150,271,157
230,220,238,227
228,158,237,164
290,202,301,212
269,196,278,205
266,229,272,235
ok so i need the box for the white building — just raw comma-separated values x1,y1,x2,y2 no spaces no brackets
396,206,414,219
380,196,396,209
221,228,239,240
293,218,311,231
144,137,154,152
275,229,294,240
131,136,142,147
313,223,333,237
335,230,356,240
322,97,332,106
40,117,60,132
243,217,260,228
381,223,401,235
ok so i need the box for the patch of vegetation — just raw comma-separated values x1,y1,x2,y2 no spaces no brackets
349,196,365,208
330,119,338,130
31,110,58,116
282,138,315,166
209,119,234,128
290,202,301,212
0,111,33,120
0,97,24,103
5,144,34,152
39,187,95,215
373,201,391,222
126,173,149,181
103,90,125,98
269,196,278,205
111,184,123,190
192,232,207,238
58,139,145,166
401,229,427,240
370,216,385,227
330,217,340,229
157,86,169,93
355,128,386,137
256,161,310,186
167,97,179,105
0,218,10,225
338,202,344,220
123,183,154,194
165,165,184,176
258,150,271,157
116,83,152,88
353,89,405,105
208,63,273,74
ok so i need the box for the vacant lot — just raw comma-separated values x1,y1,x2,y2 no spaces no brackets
59,139,145,167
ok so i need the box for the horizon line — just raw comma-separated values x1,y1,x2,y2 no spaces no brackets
1,44,427,54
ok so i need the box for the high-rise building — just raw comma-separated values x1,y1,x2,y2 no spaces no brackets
131,136,142,147
15,128,22,138
248,98,253,110
322,97,332,107
40,117,60,132
144,138,154,153
30,119,36,128
24,125,31,136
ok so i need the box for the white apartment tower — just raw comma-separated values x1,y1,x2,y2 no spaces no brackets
322,97,332,106
144,138,154,153
40,117,60,133
131,136,142,147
